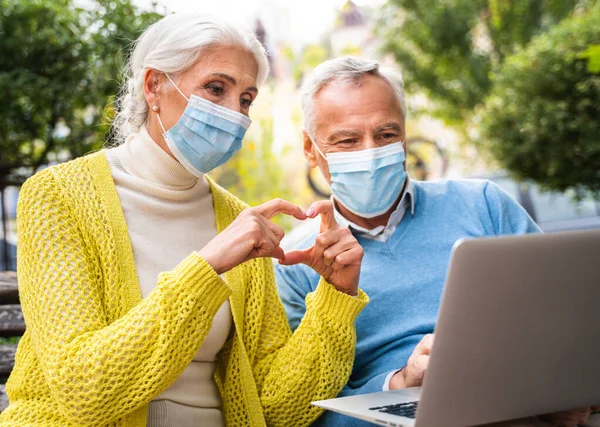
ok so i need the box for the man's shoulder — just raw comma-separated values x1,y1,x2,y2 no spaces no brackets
414,178,493,201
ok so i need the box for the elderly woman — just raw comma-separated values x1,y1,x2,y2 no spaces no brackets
0,13,369,427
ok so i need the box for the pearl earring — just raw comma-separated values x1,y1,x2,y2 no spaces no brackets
152,105,158,112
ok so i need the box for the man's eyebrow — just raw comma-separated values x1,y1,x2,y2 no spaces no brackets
206,73,258,94
327,129,362,142
374,123,403,133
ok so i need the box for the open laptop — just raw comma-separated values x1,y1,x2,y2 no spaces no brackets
313,230,600,427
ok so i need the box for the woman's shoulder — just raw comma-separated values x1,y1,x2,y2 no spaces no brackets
25,151,105,185
21,150,108,205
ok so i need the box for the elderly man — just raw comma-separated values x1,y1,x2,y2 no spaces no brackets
275,57,599,427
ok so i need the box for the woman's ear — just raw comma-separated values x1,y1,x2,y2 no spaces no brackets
303,130,318,168
143,69,162,111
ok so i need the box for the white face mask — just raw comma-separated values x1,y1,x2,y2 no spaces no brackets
312,140,407,218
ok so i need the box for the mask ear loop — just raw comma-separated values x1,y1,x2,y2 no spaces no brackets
308,133,338,200
309,134,328,160
154,73,189,134
164,73,190,102
156,112,167,134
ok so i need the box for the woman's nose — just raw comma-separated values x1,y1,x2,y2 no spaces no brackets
220,96,243,114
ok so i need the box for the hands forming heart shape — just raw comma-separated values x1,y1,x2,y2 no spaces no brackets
198,198,363,296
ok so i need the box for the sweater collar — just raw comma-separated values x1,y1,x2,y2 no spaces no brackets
117,126,199,189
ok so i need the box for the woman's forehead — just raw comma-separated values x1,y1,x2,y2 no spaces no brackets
184,46,259,87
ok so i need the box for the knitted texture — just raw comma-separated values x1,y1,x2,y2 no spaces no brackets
0,151,368,427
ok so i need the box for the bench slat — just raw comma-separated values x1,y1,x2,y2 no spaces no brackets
0,284,18,305
0,345,16,378
0,272,17,284
0,306,25,338
0,383,7,412
0,272,18,305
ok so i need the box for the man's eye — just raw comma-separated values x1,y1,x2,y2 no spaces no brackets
339,139,357,144
381,133,397,139
241,98,253,108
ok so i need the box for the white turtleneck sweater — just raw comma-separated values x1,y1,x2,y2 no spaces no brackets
106,126,232,427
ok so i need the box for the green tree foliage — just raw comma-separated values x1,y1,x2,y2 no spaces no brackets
378,0,579,125
0,0,161,188
580,44,600,73
480,5,600,195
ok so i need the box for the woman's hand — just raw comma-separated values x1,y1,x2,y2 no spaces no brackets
198,199,306,275
279,200,363,296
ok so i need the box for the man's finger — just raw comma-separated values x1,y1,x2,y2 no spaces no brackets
254,198,307,220
324,239,360,267
410,354,429,380
278,248,312,266
331,246,363,271
307,200,337,232
415,334,434,355
313,230,342,262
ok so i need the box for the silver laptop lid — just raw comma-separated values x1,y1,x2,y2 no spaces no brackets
416,230,600,427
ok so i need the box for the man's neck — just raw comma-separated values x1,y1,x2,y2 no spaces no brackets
334,198,399,230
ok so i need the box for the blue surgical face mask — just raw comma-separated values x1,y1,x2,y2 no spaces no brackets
156,74,252,176
312,140,407,218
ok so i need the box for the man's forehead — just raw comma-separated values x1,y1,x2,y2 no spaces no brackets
313,75,405,135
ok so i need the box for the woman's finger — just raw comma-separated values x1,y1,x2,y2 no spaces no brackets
248,216,285,260
254,198,307,220
254,211,286,242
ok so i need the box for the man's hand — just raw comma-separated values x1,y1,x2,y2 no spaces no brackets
389,334,434,389
279,200,363,295
537,407,595,427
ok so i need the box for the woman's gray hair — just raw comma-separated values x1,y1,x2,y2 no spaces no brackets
300,57,406,138
112,13,269,144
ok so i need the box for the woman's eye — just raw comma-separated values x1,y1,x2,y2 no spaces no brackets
206,84,224,96
241,98,253,108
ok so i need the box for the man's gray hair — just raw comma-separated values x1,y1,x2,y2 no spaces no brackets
301,57,406,139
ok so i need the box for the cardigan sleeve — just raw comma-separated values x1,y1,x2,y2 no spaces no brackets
251,258,369,427
16,171,231,426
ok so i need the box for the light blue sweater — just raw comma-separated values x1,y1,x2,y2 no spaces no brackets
275,179,540,426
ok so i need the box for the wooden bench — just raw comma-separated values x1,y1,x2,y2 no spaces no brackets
0,271,22,412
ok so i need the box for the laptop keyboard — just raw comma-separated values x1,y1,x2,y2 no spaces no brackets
369,401,419,419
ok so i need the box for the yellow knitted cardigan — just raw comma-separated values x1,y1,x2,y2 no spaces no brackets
0,151,368,427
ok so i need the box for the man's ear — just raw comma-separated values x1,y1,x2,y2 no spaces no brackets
303,130,318,168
